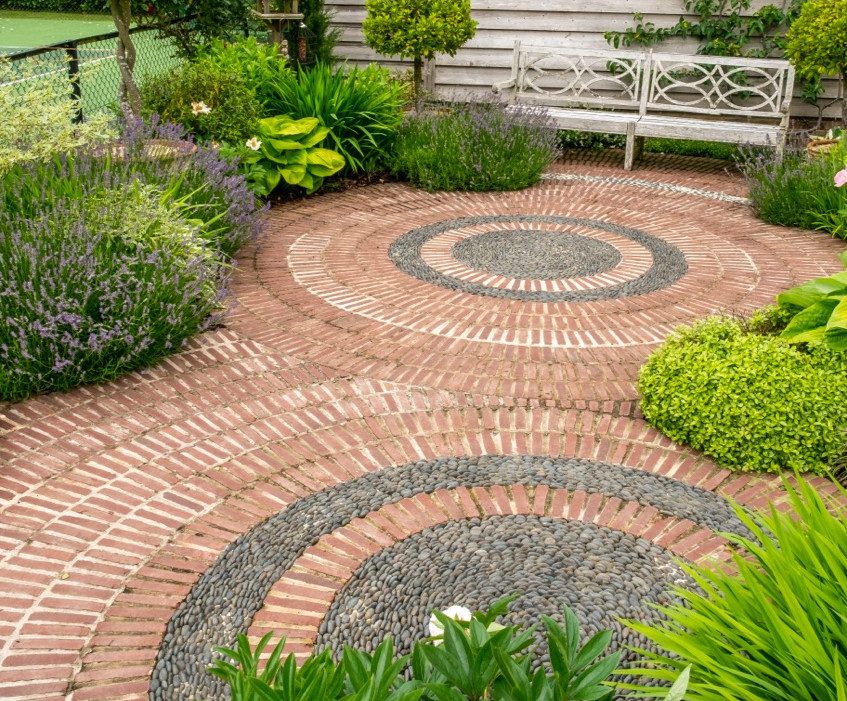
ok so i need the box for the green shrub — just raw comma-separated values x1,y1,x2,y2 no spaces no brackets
638,318,847,474
739,141,847,237
787,0,847,125
140,59,263,144
393,103,558,192
269,62,405,174
0,181,223,402
622,477,847,700
201,38,294,112
209,597,627,701
0,58,115,174
283,0,340,67
363,0,476,108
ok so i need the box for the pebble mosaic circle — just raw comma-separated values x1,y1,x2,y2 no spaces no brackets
388,215,688,302
451,229,622,280
317,515,689,676
152,455,745,700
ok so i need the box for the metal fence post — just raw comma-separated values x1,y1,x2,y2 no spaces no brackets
64,41,83,123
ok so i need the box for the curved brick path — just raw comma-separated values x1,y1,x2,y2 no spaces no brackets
0,154,844,700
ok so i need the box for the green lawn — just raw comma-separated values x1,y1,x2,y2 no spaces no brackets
0,11,114,54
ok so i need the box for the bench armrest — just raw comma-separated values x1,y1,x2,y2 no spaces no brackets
492,78,516,94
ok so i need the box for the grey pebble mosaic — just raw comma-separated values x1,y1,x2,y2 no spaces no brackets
151,455,742,700
388,216,687,302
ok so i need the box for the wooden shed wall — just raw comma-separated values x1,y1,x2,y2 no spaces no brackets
325,0,840,121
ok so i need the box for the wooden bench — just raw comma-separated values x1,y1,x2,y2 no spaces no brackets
493,44,795,170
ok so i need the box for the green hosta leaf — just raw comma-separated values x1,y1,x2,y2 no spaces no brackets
300,125,332,148
268,138,307,151
261,114,320,136
307,148,346,176
781,298,840,343
777,278,845,309
824,297,847,350
281,163,307,185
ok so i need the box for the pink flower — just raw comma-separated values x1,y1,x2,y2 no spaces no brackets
835,168,847,188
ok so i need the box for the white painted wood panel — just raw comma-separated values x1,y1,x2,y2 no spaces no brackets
326,0,840,120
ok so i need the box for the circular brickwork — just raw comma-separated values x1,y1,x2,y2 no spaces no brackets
388,215,687,302
151,454,745,700
451,229,623,280
317,515,689,672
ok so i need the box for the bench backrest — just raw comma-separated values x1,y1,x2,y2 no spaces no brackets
506,42,794,121
646,52,794,120
513,43,649,111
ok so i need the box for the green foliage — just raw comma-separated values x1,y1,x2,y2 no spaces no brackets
268,62,405,174
393,103,558,192
557,131,739,160
0,58,115,174
739,141,847,238
140,59,263,144
209,597,626,701
282,0,341,67
232,115,345,195
621,476,847,700
0,181,221,402
201,38,294,111
362,0,477,62
638,317,847,474
605,0,821,102
776,251,847,351
787,0,847,80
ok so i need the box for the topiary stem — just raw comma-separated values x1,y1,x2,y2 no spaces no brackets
413,55,423,113
110,0,142,115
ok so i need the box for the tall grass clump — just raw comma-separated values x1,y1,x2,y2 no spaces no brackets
739,140,847,238
393,102,558,191
0,118,263,401
269,62,406,174
622,477,847,700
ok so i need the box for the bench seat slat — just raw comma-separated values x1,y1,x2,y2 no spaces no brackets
532,107,639,135
635,115,781,145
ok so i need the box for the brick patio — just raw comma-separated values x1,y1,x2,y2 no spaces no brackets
0,153,843,700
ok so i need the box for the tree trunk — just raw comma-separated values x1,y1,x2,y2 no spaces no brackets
110,0,141,115
413,55,423,113
842,72,846,128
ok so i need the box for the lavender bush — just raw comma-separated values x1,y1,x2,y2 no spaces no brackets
0,183,225,401
739,140,847,239
392,102,558,191
0,117,264,401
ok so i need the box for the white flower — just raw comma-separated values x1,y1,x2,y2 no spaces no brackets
428,605,473,640
245,137,262,151
191,101,211,116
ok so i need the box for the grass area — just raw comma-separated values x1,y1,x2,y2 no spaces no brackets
0,10,113,54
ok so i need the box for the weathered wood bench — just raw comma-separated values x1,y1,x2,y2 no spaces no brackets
493,44,795,170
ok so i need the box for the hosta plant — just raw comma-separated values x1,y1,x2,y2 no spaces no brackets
621,476,847,700
233,115,345,196
777,250,847,351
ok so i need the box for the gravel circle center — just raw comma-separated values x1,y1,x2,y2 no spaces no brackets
451,229,623,279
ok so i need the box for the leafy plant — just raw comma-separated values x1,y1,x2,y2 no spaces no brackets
202,38,295,111
787,0,847,126
363,0,477,109
393,102,558,192
776,250,847,351
638,317,847,474
738,140,847,239
268,62,405,174
232,115,345,195
210,597,626,701
140,58,264,144
281,0,341,67
0,57,115,174
621,476,847,700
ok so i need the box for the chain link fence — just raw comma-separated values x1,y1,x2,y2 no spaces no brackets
1,20,189,121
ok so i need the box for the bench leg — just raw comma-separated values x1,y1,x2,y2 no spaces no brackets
624,124,642,171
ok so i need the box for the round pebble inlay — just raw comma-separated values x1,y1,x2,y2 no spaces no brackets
388,215,687,302
452,229,622,280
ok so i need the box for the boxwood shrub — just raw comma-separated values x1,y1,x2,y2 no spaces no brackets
638,318,847,474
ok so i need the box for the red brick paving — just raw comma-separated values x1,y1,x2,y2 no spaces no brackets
0,153,844,700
